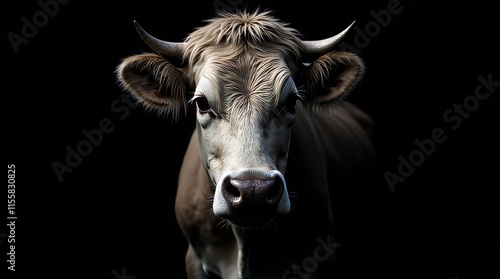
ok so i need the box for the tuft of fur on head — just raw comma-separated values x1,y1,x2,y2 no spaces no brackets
183,9,303,70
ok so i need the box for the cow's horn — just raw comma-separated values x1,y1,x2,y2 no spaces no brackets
301,21,356,56
134,20,184,59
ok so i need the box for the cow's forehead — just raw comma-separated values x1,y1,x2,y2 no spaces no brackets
182,11,303,121
194,50,297,120
192,43,295,76
201,48,292,91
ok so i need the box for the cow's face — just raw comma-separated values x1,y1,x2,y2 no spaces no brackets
117,12,364,227
189,47,299,227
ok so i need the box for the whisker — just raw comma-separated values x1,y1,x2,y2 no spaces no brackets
288,190,299,198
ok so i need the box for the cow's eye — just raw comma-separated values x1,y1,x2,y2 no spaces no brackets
285,94,300,115
192,96,213,114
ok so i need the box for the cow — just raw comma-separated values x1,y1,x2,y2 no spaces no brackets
116,10,376,279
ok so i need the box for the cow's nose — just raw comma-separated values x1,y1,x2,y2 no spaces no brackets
216,170,287,227
223,176,283,208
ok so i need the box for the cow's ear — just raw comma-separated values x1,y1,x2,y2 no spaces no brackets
302,51,364,108
116,53,189,119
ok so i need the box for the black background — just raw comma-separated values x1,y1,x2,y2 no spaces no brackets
3,0,499,278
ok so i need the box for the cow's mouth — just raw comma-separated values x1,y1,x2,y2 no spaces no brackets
223,207,277,228
213,169,290,227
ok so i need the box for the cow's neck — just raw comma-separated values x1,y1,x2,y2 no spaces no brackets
231,226,251,279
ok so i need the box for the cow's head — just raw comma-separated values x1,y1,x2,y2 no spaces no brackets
117,11,364,227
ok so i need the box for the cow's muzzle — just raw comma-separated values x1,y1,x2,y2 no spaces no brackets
213,170,290,227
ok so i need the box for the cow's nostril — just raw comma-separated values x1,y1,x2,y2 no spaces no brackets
222,179,242,205
266,178,283,204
